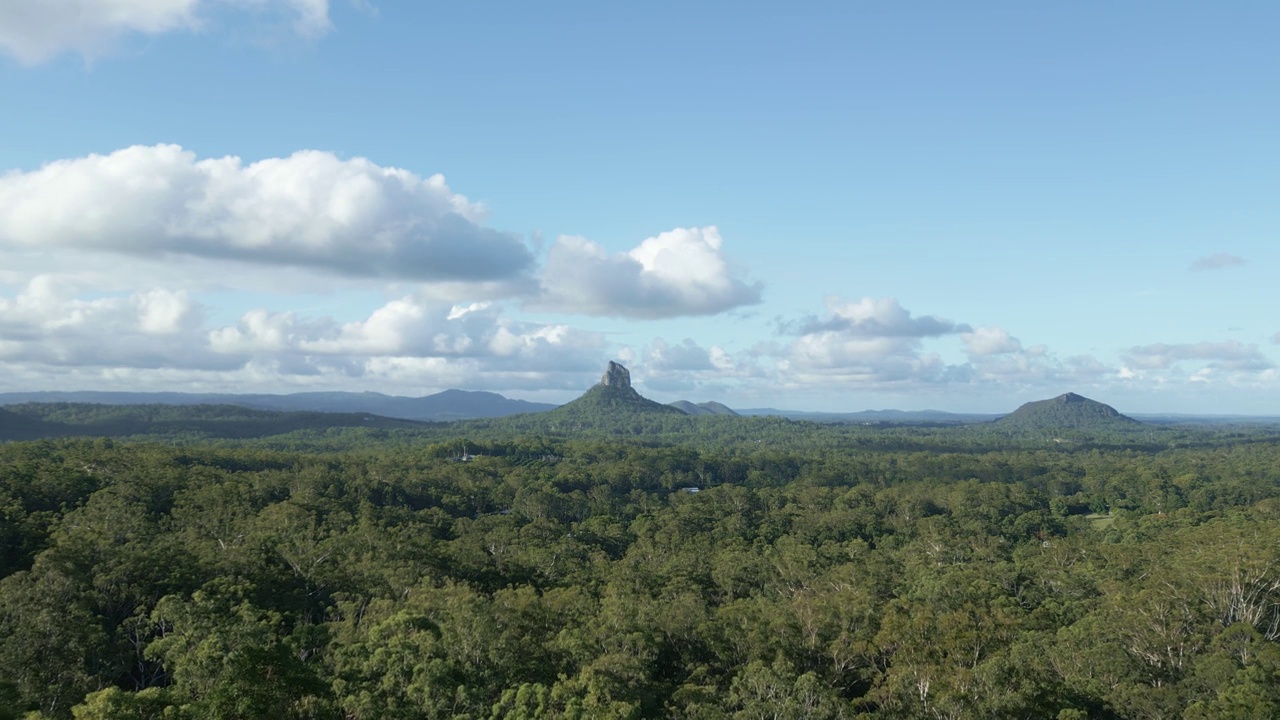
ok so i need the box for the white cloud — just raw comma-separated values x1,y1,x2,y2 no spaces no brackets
774,297,968,386
136,287,197,334
787,334,922,373
785,296,969,338
645,338,715,372
961,326,1022,356
965,349,1112,388
533,226,762,318
208,295,606,372
0,275,225,370
632,337,762,397
207,309,325,354
0,0,333,64
1124,341,1274,373
761,297,1129,402
0,272,612,393
0,145,769,396
0,276,201,338
0,145,534,284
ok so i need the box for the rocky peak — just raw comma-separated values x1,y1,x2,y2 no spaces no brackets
1056,392,1086,403
600,361,632,390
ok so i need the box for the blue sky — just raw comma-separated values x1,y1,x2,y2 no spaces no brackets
1,1,1277,413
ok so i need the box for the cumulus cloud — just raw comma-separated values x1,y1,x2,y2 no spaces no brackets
1124,341,1274,373
0,0,333,64
775,297,968,384
643,337,742,375
0,144,773,395
961,326,1023,356
1190,253,1246,272
0,272,613,394
0,145,534,284
763,297,1128,400
966,347,1112,387
783,296,969,338
633,337,761,396
532,226,762,318
0,275,231,370
956,327,1113,389
209,295,606,372
644,338,715,372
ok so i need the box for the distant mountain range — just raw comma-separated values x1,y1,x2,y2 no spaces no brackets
4,377,1270,436
0,402,423,442
0,389,557,422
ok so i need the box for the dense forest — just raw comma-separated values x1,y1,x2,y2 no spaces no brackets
2,404,1280,718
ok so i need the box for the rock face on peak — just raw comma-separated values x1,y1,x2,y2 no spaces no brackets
546,362,685,422
600,361,632,390
997,392,1140,430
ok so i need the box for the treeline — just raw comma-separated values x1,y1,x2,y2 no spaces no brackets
1,432,1280,717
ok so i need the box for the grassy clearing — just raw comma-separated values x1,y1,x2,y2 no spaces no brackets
1085,513,1116,529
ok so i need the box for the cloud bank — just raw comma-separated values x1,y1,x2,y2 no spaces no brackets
0,145,535,284
6,142,1273,406
784,296,970,338
625,298,1130,402
0,144,773,394
778,297,967,384
0,275,607,392
534,227,762,318
0,0,332,64
1124,341,1274,373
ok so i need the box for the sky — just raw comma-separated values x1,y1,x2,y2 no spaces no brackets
1,1,1278,414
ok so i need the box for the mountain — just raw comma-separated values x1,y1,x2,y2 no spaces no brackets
546,362,687,420
375,389,557,420
996,392,1140,430
0,389,557,421
669,400,739,416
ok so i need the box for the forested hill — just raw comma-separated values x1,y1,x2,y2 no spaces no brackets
0,402,427,441
0,407,56,441
996,392,1140,430
670,400,739,416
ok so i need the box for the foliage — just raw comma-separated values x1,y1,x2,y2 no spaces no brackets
1,419,1279,717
